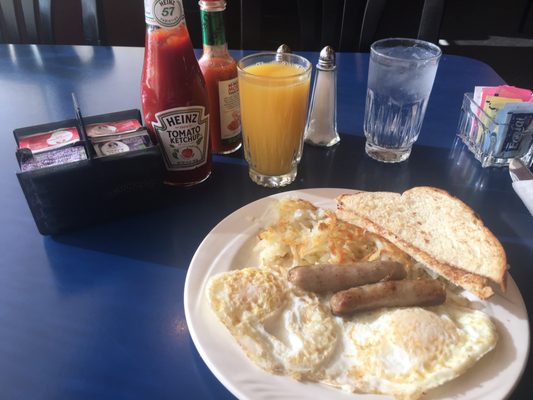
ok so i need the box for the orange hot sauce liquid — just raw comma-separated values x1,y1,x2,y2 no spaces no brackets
199,56,240,153
141,25,212,186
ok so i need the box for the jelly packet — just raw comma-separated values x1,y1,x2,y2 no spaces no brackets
86,119,142,138
91,129,152,157
18,127,80,153
17,127,87,171
19,146,87,172
84,119,153,158
16,120,152,170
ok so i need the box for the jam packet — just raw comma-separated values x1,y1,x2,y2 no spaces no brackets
17,127,87,171
18,127,80,153
86,119,142,138
19,146,87,172
85,119,153,158
90,129,153,157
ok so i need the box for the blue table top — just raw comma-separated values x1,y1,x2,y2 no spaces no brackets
0,44,531,400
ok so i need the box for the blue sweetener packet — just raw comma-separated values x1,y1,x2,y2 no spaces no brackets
491,102,533,159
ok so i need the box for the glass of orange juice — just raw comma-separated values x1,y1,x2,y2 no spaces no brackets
238,52,312,187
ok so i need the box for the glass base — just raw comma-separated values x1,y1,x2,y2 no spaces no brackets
214,141,242,155
365,142,412,163
305,135,341,147
248,167,297,188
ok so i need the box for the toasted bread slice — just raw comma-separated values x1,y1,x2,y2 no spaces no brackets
336,187,507,299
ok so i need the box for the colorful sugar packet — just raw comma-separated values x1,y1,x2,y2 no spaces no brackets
470,85,533,163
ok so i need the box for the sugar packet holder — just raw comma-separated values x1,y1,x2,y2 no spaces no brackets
457,93,533,168
14,109,166,235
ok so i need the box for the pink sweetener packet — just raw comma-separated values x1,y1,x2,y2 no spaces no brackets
474,85,532,109
474,86,499,109
497,85,532,101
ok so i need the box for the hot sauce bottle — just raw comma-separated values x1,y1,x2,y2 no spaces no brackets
198,0,242,154
141,0,212,186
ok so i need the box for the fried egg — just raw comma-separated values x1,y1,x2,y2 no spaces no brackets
208,267,339,379
207,198,498,400
208,267,288,328
324,304,497,399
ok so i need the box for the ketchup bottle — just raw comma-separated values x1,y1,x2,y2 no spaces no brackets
198,0,242,154
141,0,212,186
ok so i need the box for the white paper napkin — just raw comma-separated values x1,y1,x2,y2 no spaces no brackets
512,180,533,216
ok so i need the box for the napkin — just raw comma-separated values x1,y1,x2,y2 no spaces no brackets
512,180,533,216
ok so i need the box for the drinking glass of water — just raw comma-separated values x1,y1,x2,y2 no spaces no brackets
364,38,442,163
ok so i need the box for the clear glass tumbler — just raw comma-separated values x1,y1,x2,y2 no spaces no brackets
364,38,442,163
238,52,312,187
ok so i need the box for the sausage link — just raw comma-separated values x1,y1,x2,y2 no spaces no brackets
288,261,406,293
330,279,446,316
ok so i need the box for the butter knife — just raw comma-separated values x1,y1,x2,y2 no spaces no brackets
509,158,533,182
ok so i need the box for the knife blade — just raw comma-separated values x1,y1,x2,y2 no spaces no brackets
509,158,533,182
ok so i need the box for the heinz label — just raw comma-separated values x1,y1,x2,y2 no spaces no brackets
153,106,210,171
144,0,184,28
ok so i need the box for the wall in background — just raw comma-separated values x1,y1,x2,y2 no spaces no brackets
46,0,533,89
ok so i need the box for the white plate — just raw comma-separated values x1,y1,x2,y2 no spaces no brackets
184,188,530,400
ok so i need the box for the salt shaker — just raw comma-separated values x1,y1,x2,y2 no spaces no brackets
304,46,340,147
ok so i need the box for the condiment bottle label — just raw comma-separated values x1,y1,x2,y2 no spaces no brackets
144,0,185,28
152,106,210,171
200,7,226,46
218,77,242,143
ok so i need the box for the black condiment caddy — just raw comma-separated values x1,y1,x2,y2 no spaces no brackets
14,108,166,235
